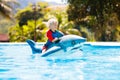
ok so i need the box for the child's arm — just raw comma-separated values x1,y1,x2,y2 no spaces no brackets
52,38,60,43
47,30,63,43
47,30,58,42
47,32,60,43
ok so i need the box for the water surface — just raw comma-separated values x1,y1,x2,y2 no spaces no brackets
0,42,120,80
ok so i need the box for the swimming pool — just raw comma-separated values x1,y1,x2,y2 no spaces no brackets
0,42,120,80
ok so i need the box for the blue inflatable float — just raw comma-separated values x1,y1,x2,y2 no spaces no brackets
26,35,86,57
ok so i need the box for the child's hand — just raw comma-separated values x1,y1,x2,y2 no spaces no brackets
53,38,61,43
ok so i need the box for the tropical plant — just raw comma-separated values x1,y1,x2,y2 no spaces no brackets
9,20,48,42
9,2,49,42
15,3,43,27
67,0,120,41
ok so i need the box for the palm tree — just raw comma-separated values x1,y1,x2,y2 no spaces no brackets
0,0,18,19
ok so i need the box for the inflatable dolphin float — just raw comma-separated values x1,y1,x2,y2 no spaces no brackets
26,35,86,57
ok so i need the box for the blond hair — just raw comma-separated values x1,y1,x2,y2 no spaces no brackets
48,18,58,27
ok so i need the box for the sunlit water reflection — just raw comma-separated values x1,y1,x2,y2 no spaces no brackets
0,43,120,80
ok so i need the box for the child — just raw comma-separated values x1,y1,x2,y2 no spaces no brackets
42,18,64,52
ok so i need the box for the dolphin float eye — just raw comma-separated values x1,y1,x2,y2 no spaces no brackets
72,40,76,45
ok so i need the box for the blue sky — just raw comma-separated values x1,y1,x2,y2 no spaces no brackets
44,0,66,4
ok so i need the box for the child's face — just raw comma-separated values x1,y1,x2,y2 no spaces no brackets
49,22,58,31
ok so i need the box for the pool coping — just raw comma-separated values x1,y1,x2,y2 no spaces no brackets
0,42,120,47
84,42,120,46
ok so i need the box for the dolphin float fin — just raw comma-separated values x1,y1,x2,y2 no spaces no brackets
26,39,42,54
58,44,67,52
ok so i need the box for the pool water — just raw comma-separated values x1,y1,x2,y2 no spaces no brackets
0,42,120,80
